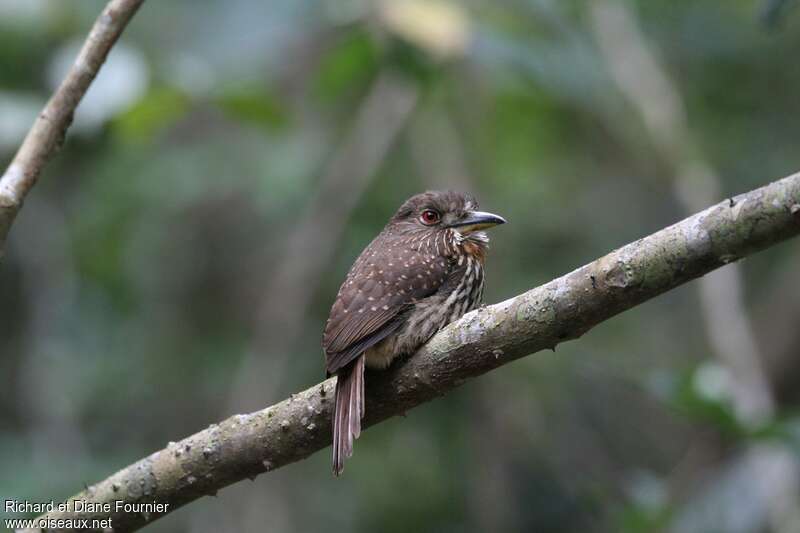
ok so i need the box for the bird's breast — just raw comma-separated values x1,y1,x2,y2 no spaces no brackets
364,255,484,369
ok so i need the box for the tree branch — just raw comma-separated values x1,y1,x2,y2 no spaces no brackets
0,0,145,257
591,0,776,423
24,172,800,532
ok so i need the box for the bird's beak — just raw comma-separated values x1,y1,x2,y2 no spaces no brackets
449,210,507,233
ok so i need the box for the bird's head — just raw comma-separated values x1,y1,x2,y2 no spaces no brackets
389,190,506,244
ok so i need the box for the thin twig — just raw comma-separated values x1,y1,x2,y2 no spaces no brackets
24,172,800,533
0,0,146,257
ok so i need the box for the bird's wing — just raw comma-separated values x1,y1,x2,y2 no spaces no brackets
323,238,451,374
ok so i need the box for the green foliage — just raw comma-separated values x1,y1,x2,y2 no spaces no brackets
215,85,287,131
112,87,190,144
618,503,672,533
665,365,748,439
314,28,380,103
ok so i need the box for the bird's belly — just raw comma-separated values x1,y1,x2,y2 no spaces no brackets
364,324,434,370
364,289,481,370
364,341,399,369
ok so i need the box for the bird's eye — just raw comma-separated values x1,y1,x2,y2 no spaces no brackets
419,209,441,225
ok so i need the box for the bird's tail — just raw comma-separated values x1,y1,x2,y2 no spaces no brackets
332,354,365,476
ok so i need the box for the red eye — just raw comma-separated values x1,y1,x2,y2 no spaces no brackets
420,209,440,225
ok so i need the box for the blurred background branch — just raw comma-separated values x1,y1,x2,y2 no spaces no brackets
589,4,799,531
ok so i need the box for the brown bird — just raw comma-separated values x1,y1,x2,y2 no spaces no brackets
322,190,506,475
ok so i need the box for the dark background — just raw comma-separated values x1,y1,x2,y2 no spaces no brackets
2,1,800,532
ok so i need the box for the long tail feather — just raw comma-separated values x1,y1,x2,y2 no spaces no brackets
332,355,365,476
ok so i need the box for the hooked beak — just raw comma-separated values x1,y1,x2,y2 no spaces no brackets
449,210,507,233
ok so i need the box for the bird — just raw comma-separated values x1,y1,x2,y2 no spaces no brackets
322,190,506,475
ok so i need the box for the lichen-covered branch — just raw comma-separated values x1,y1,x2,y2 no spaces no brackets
27,172,800,532
0,0,145,257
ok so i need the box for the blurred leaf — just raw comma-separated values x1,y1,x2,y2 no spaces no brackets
111,86,190,144
215,85,287,130
314,28,379,102
0,28,52,90
661,364,747,439
617,503,672,533
73,204,138,311
483,83,569,186
384,38,440,85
